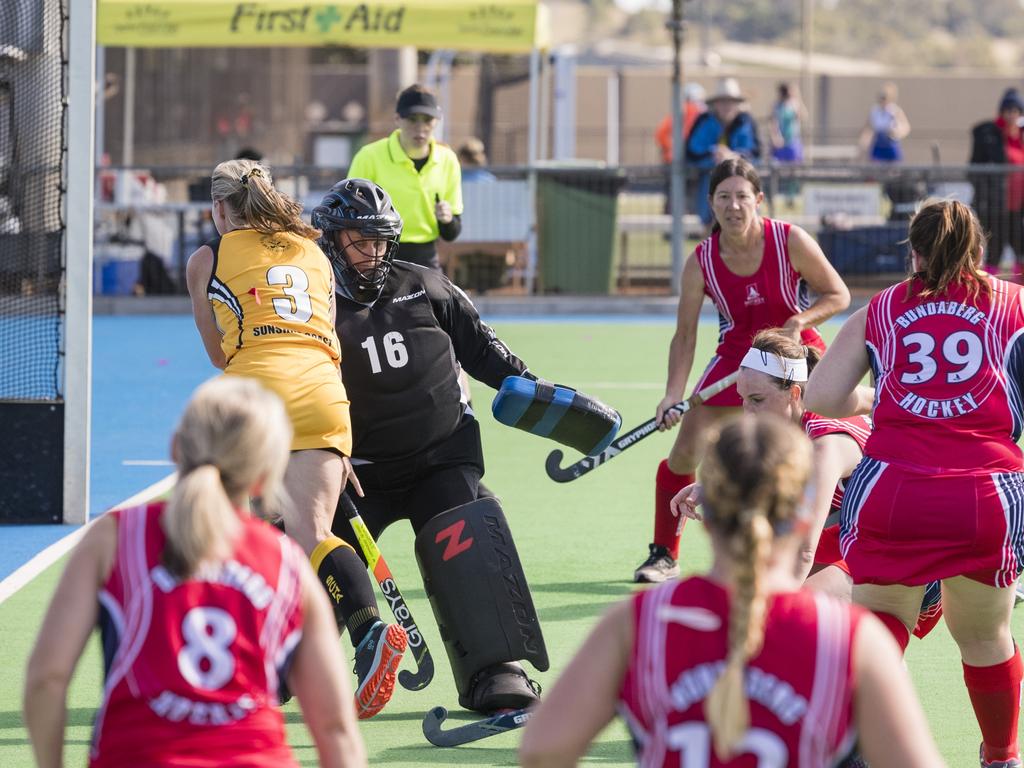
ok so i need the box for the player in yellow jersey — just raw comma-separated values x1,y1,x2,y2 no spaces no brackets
185,158,406,720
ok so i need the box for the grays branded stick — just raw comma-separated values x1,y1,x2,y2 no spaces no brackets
422,705,532,747
340,494,434,690
544,371,740,483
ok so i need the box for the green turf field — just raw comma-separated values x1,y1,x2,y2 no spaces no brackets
2,319,1022,767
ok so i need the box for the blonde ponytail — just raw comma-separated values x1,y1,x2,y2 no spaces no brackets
164,465,239,578
163,377,292,578
697,414,812,758
210,159,320,240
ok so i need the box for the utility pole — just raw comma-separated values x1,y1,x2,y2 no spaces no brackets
801,0,814,145
668,0,688,295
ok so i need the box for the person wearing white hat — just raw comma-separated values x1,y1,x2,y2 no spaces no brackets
686,77,762,228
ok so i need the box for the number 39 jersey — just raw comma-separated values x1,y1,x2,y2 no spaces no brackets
207,230,340,365
618,576,863,768
864,276,1024,472
90,503,304,768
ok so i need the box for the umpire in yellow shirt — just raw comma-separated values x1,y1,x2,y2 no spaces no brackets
347,84,463,272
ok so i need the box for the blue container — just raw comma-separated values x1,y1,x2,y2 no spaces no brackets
93,258,139,295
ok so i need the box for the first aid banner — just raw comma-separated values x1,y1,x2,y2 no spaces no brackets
97,0,547,53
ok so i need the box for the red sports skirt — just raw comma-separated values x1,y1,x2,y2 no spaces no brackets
813,524,850,575
693,355,743,408
839,457,1024,589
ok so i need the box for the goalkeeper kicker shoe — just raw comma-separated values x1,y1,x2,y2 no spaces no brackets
634,544,680,583
353,620,407,720
459,662,541,714
980,744,1023,768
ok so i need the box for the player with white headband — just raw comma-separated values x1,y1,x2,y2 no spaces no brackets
674,329,943,645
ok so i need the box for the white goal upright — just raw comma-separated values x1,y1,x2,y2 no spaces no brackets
0,0,94,524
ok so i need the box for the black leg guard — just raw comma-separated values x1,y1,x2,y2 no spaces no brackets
415,497,548,708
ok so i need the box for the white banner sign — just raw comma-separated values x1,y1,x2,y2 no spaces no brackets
802,183,882,218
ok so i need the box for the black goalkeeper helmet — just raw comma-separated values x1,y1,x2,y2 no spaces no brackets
312,178,403,303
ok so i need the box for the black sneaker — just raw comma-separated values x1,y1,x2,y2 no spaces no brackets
276,678,293,706
458,662,541,714
352,620,407,720
633,543,680,583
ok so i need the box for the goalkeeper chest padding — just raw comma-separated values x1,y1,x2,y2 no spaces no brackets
492,376,620,456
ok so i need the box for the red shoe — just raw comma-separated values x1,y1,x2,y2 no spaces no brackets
353,621,407,720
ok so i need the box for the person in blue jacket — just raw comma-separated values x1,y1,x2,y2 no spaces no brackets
686,77,762,228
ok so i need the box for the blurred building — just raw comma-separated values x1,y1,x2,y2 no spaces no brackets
99,45,1018,171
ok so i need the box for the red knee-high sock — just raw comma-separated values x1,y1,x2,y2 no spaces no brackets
872,610,910,654
964,646,1023,763
654,460,694,560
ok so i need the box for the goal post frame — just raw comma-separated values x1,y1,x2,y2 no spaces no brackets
63,0,95,525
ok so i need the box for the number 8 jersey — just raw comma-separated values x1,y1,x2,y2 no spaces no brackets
864,275,1024,472
90,503,305,768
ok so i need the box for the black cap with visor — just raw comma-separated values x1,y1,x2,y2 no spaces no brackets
396,87,441,120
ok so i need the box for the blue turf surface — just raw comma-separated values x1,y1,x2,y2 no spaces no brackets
3,313,679,580
2,315,212,580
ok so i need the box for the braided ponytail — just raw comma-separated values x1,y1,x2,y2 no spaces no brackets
698,414,812,759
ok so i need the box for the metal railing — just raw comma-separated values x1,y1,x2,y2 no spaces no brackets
70,162,1024,298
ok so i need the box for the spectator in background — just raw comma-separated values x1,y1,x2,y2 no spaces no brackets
457,138,496,183
859,82,910,163
769,82,807,207
347,84,463,272
769,81,806,164
656,83,706,220
685,77,762,228
654,82,706,165
970,87,1024,276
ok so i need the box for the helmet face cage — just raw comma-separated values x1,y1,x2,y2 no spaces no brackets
312,179,402,302
326,227,400,301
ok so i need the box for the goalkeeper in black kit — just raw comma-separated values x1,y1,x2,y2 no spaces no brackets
312,178,551,714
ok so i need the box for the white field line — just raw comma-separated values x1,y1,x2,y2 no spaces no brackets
0,472,177,606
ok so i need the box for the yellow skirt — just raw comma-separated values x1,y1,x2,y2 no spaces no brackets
225,348,351,456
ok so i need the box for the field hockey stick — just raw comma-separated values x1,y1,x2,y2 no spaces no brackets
340,494,434,691
422,705,532,747
544,370,740,483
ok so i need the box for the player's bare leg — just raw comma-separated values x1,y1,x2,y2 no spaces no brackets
852,583,926,652
943,577,1021,767
635,403,739,583
942,577,1016,666
804,564,853,601
282,450,405,717
281,449,343,556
